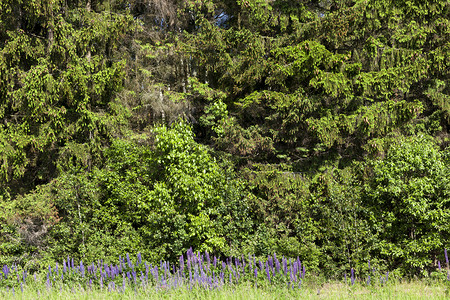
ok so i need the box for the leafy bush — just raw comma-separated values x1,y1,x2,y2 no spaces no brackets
363,136,450,274
37,121,253,265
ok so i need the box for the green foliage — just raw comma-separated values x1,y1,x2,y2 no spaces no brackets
0,0,449,278
0,183,60,267
0,0,133,195
364,136,450,274
25,122,253,265
240,164,375,276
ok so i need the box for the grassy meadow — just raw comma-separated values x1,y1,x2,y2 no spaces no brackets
1,279,449,299
2,250,450,299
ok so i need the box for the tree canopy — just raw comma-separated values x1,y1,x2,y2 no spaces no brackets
0,0,449,276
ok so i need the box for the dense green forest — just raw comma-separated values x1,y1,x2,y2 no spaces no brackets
0,0,449,277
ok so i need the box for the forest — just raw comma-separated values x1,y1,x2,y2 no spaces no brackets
0,0,449,278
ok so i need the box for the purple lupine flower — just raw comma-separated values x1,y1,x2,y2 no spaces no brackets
80,261,85,278
154,267,159,282
268,256,273,270
63,260,67,273
266,262,271,284
165,262,170,278
145,263,149,283
187,256,191,271
439,261,441,271
276,256,281,274
20,282,23,293
140,271,145,287
201,269,208,286
100,276,104,290
22,270,26,283
205,251,210,266
104,265,109,278
208,273,213,287
126,253,132,269
386,271,389,282
137,253,142,266
132,270,137,284
259,260,264,272
292,261,297,277
179,255,185,272
275,258,280,274
254,266,258,279
297,259,302,278
367,275,371,285
71,258,74,269
198,259,203,277
445,249,450,270
283,257,288,275
302,265,306,278
194,264,200,283
351,268,355,285
213,256,217,268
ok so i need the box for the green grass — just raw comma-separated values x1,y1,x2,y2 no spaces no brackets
2,280,449,299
